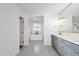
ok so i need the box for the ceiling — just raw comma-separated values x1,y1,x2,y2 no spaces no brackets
58,3,79,16
17,3,69,15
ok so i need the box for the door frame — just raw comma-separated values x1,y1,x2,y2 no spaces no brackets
19,16,24,49
29,16,44,42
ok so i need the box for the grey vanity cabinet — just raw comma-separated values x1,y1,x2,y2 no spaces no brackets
51,35,64,55
51,35,79,56
62,44,79,56
62,39,79,55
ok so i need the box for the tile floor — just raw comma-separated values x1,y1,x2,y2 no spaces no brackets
17,40,59,56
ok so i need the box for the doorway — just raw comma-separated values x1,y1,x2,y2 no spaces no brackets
29,16,44,42
19,16,24,49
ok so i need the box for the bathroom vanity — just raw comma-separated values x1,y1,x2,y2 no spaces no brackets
51,33,79,56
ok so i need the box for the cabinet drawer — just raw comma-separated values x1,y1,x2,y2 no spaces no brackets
62,44,79,56
62,39,79,55
63,39,79,53
51,35,79,56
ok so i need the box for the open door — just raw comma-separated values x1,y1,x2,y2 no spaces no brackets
29,16,44,41
20,16,24,49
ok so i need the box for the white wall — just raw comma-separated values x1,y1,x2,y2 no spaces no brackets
61,16,72,32
44,13,58,45
0,4,25,56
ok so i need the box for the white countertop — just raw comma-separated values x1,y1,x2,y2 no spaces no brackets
52,32,79,45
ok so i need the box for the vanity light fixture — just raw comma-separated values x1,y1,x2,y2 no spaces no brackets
57,16,65,35
57,16,65,23
58,16,65,20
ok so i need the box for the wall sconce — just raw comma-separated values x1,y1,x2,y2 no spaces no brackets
57,16,65,35
57,16,66,24
58,16,65,20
